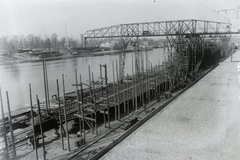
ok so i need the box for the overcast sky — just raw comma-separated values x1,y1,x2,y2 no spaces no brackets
0,0,239,39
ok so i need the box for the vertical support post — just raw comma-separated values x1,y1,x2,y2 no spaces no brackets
151,63,153,97
88,66,94,131
91,73,98,135
91,72,95,134
6,91,16,160
42,59,49,114
127,74,130,115
123,74,126,114
138,48,141,103
154,65,157,100
56,79,64,150
145,48,148,103
62,74,70,151
79,75,86,142
191,42,194,73
104,64,110,127
139,49,142,105
132,53,135,109
164,62,167,92
141,70,145,107
75,69,82,137
158,60,160,95
44,60,50,111
112,61,117,120
135,55,138,111
141,49,144,106
0,86,9,159
29,84,38,159
195,41,197,73
100,65,106,127
36,95,46,160
100,64,103,95
148,60,150,103
116,60,120,120
169,45,172,91
161,64,163,95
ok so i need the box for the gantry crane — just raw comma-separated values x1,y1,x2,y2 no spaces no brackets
81,19,237,83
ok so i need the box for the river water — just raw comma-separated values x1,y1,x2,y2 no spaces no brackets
0,48,166,112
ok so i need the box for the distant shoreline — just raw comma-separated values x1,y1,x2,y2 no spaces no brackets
0,50,124,65
0,48,156,65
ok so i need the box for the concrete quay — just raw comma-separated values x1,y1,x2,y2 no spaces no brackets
101,51,240,160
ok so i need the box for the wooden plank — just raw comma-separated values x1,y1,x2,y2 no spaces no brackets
99,104,108,107
85,108,95,113
74,114,96,122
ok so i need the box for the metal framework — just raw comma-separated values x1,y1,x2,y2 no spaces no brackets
82,19,236,39
81,19,238,83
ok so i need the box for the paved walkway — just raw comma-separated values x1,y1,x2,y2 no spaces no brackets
101,51,240,160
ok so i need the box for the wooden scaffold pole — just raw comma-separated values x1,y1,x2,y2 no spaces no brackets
158,60,161,96
29,84,38,159
123,72,126,115
56,79,64,150
79,75,86,142
148,60,150,104
164,62,167,93
112,61,117,120
145,47,149,104
100,64,104,95
131,53,135,110
151,62,153,98
141,49,144,107
44,60,51,112
104,64,110,127
75,69,82,137
36,95,46,160
88,66,94,131
0,86,9,159
134,53,138,111
127,74,130,115
42,59,49,114
156,64,158,99
99,65,106,127
6,91,16,160
91,72,98,135
62,74,70,151
116,60,120,120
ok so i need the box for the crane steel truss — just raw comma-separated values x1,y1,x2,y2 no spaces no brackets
81,19,237,83
82,19,234,39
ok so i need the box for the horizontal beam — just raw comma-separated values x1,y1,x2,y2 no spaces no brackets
74,113,96,122
84,32,240,39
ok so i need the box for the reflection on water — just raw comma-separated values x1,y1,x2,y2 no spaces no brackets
0,48,165,111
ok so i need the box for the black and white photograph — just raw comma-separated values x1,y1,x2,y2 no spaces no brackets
0,0,240,159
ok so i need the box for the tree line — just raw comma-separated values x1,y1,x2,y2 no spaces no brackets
0,34,166,55
0,33,80,55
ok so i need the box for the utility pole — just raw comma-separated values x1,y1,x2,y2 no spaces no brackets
217,6,240,62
